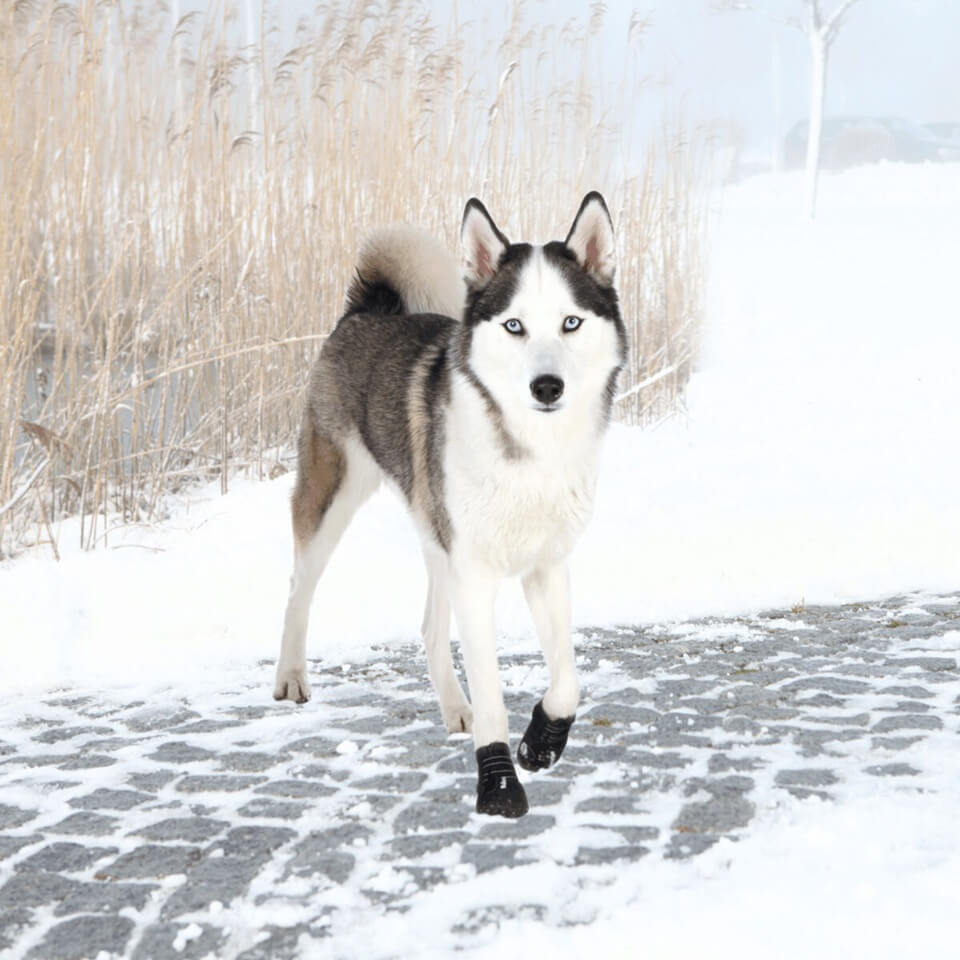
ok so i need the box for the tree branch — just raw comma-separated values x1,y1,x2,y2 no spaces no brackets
824,0,861,45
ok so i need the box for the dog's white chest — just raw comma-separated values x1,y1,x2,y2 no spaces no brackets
447,451,596,575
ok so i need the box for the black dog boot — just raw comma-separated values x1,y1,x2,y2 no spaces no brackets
475,742,528,818
517,700,575,771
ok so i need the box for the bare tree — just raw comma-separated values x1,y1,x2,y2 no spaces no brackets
800,0,861,218
715,0,863,218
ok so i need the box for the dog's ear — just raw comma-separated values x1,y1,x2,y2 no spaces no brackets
565,192,616,287
461,199,509,288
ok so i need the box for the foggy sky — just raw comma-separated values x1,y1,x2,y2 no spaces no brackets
191,1,960,157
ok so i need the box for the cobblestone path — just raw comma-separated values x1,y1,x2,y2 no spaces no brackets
1,592,958,958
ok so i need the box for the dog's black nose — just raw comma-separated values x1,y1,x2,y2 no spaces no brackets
530,374,564,405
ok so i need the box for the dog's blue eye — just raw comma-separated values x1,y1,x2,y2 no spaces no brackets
563,315,583,332
503,318,524,335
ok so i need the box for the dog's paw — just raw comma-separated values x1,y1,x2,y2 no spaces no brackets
442,700,474,735
517,699,574,771
475,742,528,818
273,667,311,704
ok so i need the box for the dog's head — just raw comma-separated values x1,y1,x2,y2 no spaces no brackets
458,193,627,426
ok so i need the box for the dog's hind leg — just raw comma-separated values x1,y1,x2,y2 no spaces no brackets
421,549,473,734
517,562,578,771
274,430,378,703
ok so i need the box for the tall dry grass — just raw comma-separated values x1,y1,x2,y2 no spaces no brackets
0,0,710,558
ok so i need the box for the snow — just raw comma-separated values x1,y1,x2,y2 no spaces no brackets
1,162,958,956
461,792,960,960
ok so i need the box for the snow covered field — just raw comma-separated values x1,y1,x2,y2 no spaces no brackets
2,164,959,958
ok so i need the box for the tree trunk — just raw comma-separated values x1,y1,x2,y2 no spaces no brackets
771,29,783,172
804,33,828,219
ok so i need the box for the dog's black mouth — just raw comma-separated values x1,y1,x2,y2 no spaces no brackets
533,404,562,414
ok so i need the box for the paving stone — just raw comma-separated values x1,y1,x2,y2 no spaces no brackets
134,816,230,842
805,712,871,727
82,736,137,752
672,793,755,834
479,814,555,839
871,735,925,751
606,825,660,844
149,741,216,763
160,861,259,919
707,754,764,773
435,751,473,774
886,656,956,672
0,804,36,829
124,708,201,732
0,909,32,950
871,714,942,733
213,825,297,859
171,719,244,734
220,751,284,772
575,845,649,865
16,754,76,767
523,779,572,806
575,794,645,815
236,924,317,959
781,677,872,695
461,844,536,873
253,779,337,799
865,763,921,777
128,770,178,791
665,834,721,859
56,880,157,916
0,835,39,861
291,849,356,883
132,922,226,960
287,736,343,757
394,801,472,833
175,775,267,792
775,768,840,787
32,725,113,744
238,798,308,819
58,753,118,770
0,872,76,909
453,902,547,934
390,831,469,858
15,842,117,874
795,693,847,708
26,914,134,959
98,844,203,879
68,788,153,811
879,685,934,699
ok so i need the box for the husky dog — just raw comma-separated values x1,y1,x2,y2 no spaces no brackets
274,193,626,818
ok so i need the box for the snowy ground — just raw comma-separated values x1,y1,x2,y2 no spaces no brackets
1,164,959,957
2,593,959,959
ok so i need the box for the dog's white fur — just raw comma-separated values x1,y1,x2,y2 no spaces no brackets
440,247,619,745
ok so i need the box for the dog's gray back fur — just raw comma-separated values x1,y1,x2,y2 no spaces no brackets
306,227,463,550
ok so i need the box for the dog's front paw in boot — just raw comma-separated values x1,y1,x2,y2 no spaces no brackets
475,742,528,818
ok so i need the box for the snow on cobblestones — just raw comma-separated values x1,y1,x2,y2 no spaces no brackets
2,593,960,958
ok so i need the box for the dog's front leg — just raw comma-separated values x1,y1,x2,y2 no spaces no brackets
450,563,528,818
517,562,578,771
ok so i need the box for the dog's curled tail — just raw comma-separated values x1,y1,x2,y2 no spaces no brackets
344,226,465,320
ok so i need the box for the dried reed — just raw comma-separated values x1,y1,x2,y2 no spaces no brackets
0,0,709,557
